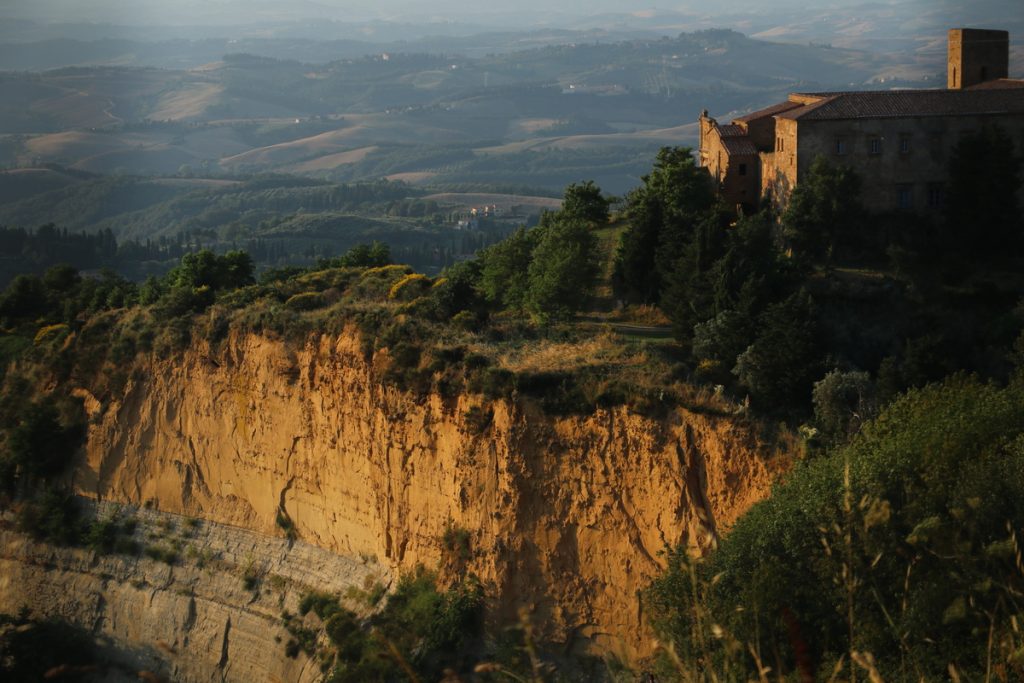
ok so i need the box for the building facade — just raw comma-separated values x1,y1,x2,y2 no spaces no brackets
698,29,1024,213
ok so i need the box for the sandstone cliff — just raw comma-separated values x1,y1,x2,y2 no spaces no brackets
72,327,782,658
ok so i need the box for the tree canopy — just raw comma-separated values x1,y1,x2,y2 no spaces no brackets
560,180,611,226
646,375,1024,680
613,146,717,304
781,156,864,261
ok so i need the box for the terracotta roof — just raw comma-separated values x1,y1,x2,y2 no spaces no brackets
721,136,759,156
717,124,746,137
776,88,1024,121
733,100,804,123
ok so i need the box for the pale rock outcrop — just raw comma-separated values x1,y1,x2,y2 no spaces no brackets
0,502,390,682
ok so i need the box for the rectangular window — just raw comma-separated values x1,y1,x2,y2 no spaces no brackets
927,183,945,208
869,137,882,155
738,163,747,176
835,137,848,155
930,132,944,157
897,184,913,209
899,134,911,154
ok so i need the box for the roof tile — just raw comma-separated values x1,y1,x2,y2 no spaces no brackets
721,137,759,156
776,88,1024,121
733,100,804,123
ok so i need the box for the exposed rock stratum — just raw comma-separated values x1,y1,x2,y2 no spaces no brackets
8,326,782,675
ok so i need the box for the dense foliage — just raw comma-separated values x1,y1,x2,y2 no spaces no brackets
284,569,484,683
613,139,1024,418
475,187,604,322
646,376,1024,680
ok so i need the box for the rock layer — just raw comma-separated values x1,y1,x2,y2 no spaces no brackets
73,328,781,657
0,502,389,682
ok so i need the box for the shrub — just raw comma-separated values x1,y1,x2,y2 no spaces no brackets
450,310,480,331
467,366,514,400
691,310,751,381
811,369,876,441
3,397,85,489
388,273,432,301
647,376,1024,680
298,591,342,621
463,405,493,433
441,524,473,562
276,509,297,540
84,513,121,553
325,610,364,661
16,489,81,545
143,543,179,565
431,260,484,319
350,265,413,300
284,291,326,311
32,324,69,346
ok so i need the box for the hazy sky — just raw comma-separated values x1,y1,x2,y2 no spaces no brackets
2,0,1018,53
0,0,856,25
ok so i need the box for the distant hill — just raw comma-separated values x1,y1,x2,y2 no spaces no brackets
0,169,558,276
0,30,894,195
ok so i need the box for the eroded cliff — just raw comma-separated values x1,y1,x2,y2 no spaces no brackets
72,327,784,657
0,501,390,682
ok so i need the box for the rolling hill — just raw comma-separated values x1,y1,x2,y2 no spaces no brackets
0,30,901,195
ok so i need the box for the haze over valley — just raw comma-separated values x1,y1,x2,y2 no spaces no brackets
2,6,1024,679
0,0,1017,283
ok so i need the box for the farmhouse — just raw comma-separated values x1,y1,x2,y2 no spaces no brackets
698,29,1024,213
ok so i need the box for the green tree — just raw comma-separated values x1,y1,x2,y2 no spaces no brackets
691,309,753,382
613,147,716,304
432,259,484,319
781,156,864,261
170,250,254,291
2,398,85,490
0,275,47,321
477,227,542,310
138,275,164,306
42,264,80,293
733,290,822,410
334,242,391,268
659,214,728,346
219,250,256,290
811,368,876,442
560,180,611,225
662,209,793,352
525,219,600,323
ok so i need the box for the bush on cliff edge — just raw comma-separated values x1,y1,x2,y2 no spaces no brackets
646,375,1024,681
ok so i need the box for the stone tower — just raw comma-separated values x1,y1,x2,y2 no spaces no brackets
948,28,1010,89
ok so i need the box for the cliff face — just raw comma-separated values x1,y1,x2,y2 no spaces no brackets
0,503,390,683
73,328,781,657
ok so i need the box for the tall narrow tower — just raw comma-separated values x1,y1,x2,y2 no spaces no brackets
948,28,1010,89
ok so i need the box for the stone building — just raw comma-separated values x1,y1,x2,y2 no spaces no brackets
698,28,1024,213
